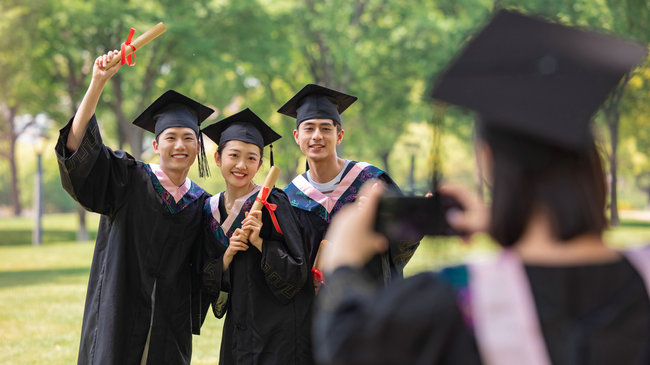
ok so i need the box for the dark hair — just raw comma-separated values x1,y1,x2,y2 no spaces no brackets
216,140,264,161
480,124,607,247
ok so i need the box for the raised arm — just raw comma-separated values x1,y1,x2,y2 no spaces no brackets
66,50,121,152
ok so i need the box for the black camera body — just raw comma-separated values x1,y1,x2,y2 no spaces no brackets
374,193,463,242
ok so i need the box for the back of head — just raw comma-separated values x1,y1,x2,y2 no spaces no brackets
479,122,607,246
431,10,646,247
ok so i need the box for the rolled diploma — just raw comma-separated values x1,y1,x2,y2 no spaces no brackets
105,22,167,69
244,166,281,236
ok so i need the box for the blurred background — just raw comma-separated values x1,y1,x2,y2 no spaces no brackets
1,0,649,363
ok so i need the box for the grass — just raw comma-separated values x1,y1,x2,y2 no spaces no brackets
1,212,650,364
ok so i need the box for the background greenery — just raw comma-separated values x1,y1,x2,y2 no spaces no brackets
1,0,649,363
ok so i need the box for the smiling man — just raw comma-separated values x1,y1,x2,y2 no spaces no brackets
278,84,420,288
55,50,213,365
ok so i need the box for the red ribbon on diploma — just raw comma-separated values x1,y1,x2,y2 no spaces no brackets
312,268,325,286
255,186,282,234
121,28,137,66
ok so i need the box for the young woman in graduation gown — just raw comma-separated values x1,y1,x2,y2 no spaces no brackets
311,10,650,365
200,109,314,364
56,51,214,364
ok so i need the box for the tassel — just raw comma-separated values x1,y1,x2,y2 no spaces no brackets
198,132,210,178
269,144,274,166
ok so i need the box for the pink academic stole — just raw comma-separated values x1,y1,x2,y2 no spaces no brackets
469,245,650,365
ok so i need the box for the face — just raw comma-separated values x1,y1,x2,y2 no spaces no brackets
215,140,263,189
293,119,344,162
153,127,200,176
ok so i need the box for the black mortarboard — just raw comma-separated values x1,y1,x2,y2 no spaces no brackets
277,84,358,127
431,10,647,150
132,89,215,177
202,108,282,166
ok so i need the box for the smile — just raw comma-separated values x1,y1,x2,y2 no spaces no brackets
232,171,247,178
171,153,188,159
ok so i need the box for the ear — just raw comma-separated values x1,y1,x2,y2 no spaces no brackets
214,150,221,167
197,138,201,153
152,139,160,154
293,129,300,144
336,128,345,145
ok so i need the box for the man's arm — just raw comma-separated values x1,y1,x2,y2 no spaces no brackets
66,50,121,152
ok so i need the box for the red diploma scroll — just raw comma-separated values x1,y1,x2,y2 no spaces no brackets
104,22,167,69
248,166,283,235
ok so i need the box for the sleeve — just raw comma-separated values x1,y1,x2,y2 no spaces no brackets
379,172,422,277
55,115,135,216
258,189,310,304
313,267,481,365
201,198,232,318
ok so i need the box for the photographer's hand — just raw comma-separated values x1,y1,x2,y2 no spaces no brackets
321,180,388,274
438,184,489,241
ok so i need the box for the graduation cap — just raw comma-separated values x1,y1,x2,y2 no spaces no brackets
277,84,358,127
132,89,215,177
202,108,282,166
431,9,647,150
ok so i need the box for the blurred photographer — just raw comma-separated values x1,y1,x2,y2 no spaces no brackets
312,10,650,365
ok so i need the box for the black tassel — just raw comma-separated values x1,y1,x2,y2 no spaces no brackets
198,132,210,178
269,144,274,166
305,160,309,172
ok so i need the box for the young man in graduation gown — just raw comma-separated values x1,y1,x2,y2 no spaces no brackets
278,84,420,287
200,109,314,364
55,50,214,364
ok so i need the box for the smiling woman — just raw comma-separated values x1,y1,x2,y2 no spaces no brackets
200,108,316,364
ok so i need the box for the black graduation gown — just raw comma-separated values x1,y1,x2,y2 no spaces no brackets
56,116,209,365
313,258,650,365
202,188,314,365
285,161,420,286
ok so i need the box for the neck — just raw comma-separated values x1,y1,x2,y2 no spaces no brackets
224,181,257,210
513,209,618,265
308,157,346,183
161,166,189,187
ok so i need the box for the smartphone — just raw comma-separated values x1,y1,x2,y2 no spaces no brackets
374,193,463,242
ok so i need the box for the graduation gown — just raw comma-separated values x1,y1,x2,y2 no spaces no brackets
202,186,314,365
313,248,650,365
284,161,420,286
56,116,209,365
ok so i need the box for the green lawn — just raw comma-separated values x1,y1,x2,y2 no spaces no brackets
1,212,650,364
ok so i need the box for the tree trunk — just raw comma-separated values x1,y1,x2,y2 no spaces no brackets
5,105,22,217
380,151,391,176
602,75,631,226
77,205,89,241
607,113,620,226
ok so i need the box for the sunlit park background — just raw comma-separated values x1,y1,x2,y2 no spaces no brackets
1,0,650,363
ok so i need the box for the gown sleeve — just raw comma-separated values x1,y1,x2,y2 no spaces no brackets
258,189,310,304
379,172,422,276
313,266,481,365
201,198,231,318
55,115,135,216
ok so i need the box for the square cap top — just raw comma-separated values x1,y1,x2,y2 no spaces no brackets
431,10,647,149
277,84,358,126
133,90,215,137
202,108,281,149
